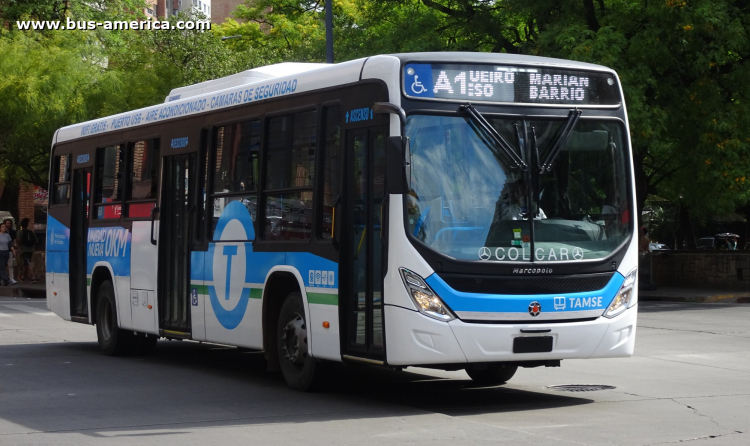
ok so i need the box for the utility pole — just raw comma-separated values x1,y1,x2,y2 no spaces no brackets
325,0,334,63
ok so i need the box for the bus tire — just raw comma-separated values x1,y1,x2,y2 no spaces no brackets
277,292,319,391
465,364,518,385
95,279,132,356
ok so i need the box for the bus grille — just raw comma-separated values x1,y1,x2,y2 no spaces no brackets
439,272,614,295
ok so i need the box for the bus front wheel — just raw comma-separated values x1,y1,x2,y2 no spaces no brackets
277,292,319,391
465,364,518,385
95,279,132,356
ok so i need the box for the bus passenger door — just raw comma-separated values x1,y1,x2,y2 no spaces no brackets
69,168,91,320
340,127,388,362
158,154,195,336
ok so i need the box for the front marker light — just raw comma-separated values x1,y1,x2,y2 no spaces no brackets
604,268,637,318
399,268,456,321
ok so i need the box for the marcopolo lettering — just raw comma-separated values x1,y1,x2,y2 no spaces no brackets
512,268,554,274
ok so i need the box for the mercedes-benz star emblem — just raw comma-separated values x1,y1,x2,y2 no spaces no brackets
573,247,584,260
528,301,542,317
478,247,492,260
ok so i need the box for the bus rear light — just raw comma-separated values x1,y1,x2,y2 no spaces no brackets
604,268,637,318
399,268,456,322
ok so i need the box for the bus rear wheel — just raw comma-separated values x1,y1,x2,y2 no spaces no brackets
465,364,518,385
95,279,132,356
277,292,319,391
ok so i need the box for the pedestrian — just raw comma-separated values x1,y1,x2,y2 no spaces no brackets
638,227,650,254
17,218,37,283
0,223,17,286
3,218,16,282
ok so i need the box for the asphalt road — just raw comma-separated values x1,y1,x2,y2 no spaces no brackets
0,297,748,445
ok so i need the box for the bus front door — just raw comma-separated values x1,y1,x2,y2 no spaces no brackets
158,154,195,336
69,167,91,321
341,127,387,362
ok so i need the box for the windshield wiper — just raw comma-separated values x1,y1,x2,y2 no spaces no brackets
460,103,527,170
539,109,582,174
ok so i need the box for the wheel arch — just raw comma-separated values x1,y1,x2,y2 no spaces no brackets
89,262,116,326
261,266,313,370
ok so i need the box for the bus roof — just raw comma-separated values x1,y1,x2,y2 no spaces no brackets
164,62,330,103
53,52,616,145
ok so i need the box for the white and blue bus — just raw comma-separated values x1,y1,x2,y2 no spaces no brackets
47,52,638,390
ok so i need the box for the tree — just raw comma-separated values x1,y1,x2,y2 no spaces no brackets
0,7,252,186
0,31,121,185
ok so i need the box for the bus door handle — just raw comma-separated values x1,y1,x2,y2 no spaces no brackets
150,206,160,245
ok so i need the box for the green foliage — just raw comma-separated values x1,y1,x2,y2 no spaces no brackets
0,31,121,185
113,11,253,110
0,6,252,185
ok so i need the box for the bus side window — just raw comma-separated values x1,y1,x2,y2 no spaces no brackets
126,139,160,218
211,121,260,239
263,111,317,241
319,106,341,240
94,145,124,220
52,154,71,205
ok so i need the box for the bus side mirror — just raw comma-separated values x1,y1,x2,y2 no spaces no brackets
386,136,410,194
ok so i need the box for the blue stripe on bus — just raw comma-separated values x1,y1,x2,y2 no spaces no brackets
46,251,69,274
191,249,338,288
425,272,625,314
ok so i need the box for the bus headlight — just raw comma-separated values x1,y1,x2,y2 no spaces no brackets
604,268,637,318
399,268,455,321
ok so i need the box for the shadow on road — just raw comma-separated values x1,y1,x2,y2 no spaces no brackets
638,301,742,314
0,340,593,436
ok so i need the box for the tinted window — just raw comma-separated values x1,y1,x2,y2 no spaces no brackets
52,154,71,205
320,107,341,239
95,145,124,219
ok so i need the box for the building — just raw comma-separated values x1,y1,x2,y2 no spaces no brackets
159,0,213,20
211,0,245,24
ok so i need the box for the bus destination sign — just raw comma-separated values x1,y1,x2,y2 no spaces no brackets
403,63,620,106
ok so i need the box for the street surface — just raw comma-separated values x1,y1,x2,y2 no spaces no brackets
0,297,748,445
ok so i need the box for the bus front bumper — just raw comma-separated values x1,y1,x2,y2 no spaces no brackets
384,304,637,366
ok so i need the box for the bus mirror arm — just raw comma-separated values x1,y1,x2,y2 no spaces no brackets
150,206,160,245
374,102,411,195
385,136,409,195
373,102,406,132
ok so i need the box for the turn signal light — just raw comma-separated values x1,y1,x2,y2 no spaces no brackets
322,321,330,328
147,305,152,310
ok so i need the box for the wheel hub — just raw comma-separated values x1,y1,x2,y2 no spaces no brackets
281,313,307,368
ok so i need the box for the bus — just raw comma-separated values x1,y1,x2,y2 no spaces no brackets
47,52,638,390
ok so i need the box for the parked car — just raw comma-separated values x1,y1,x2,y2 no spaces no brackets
697,233,740,250
649,243,670,251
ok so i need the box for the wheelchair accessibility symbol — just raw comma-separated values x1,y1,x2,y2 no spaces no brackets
411,75,427,94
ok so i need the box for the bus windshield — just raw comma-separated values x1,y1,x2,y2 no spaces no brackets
405,113,631,263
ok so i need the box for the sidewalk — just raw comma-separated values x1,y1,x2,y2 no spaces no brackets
639,286,750,303
0,281,46,298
